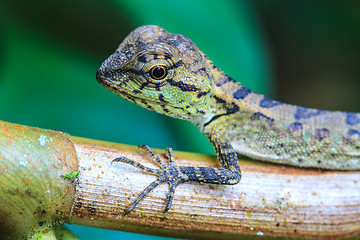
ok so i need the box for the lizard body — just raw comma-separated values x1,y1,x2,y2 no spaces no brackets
96,25,360,213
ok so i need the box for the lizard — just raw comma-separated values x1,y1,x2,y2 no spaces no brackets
96,25,360,214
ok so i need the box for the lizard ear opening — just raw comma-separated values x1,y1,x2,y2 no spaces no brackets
190,95,203,106
190,85,214,106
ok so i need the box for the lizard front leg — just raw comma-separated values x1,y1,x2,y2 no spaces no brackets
207,126,242,183
112,145,188,214
112,136,241,214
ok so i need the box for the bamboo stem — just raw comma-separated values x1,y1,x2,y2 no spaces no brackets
1,120,359,239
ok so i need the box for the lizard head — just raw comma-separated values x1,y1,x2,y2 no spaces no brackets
96,25,217,123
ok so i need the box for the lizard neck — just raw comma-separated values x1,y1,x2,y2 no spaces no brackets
193,60,246,130
188,57,234,130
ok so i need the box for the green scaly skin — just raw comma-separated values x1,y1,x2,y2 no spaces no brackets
96,25,360,214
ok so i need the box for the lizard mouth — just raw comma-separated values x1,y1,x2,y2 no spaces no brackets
96,70,128,94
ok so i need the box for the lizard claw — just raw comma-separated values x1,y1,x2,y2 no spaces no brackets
112,145,187,214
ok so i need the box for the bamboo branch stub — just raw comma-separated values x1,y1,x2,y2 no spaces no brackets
0,120,78,239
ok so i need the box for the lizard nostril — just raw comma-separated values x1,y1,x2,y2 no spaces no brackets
96,69,113,81
104,70,114,79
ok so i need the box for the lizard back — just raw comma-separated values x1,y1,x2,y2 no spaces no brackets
204,72,360,169
97,25,360,170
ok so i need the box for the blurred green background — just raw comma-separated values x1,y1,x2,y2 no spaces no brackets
0,0,359,239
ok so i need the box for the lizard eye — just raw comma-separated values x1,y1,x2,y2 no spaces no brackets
149,65,167,80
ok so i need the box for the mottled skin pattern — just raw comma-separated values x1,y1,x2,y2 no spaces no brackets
96,25,360,213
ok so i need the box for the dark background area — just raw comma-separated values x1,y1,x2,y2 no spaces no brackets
1,0,359,239
254,1,360,111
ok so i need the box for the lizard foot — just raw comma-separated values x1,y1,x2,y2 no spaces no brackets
112,145,188,214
